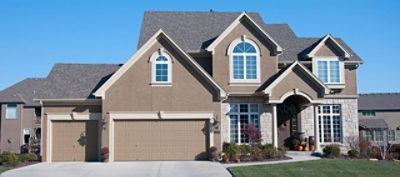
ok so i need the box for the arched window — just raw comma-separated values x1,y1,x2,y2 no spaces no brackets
151,51,172,84
230,39,260,82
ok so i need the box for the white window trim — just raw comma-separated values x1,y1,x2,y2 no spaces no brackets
23,128,31,144
150,49,172,86
362,111,376,117
312,57,345,86
389,130,396,142
5,104,17,119
228,38,261,84
228,103,260,145
318,105,343,144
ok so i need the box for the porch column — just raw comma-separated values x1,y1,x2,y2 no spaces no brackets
272,104,278,148
314,105,321,152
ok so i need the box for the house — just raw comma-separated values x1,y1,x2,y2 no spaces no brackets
0,78,44,153
1,11,363,162
358,93,400,145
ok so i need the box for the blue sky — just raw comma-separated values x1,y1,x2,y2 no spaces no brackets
0,0,399,93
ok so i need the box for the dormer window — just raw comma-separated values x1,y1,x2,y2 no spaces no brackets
313,57,344,85
229,38,260,83
150,50,172,85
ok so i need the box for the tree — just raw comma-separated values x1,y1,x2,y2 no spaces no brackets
244,124,262,144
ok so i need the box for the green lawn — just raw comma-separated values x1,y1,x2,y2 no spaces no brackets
0,166,10,173
229,159,400,177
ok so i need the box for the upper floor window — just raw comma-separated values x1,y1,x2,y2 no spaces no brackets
150,50,172,85
6,104,17,119
229,38,260,83
362,111,375,117
315,58,342,84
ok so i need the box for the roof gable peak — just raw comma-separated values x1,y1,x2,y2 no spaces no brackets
205,12,282,55
306,34,351,59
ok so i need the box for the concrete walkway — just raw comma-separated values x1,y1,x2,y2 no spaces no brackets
223,151,321,168
1,161,231,177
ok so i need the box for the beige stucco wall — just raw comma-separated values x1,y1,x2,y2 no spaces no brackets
41,104,101,162
102,37,221,151
0,104,23,153
314,41,342,57
269,66,322,100
212,20,278,93
312,42,358,97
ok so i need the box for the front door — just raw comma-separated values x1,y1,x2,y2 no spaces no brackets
277,100,299,148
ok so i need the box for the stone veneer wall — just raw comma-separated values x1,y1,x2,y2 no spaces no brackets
301,98,359,152
220,102,273,147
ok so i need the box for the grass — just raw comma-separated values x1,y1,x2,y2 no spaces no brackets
0,165,10,173
229,159,400,177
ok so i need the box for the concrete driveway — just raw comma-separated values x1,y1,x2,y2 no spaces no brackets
1,161,231,177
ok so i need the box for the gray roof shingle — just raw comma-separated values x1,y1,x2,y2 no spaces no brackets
358,93,400,111
40,63,121,99
359,118,388,129
138,11,362,62
0,78,46,106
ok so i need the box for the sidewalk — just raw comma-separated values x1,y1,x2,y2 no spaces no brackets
223,151,321,168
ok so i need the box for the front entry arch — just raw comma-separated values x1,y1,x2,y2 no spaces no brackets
276,95,310,148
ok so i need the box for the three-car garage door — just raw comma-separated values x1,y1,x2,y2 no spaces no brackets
113,120,208,161
51,120,99,161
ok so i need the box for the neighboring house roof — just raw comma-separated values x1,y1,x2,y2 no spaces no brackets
40,63,121,99
138,11,363,63
358,93,400,111
0,78,46,106
359,118,388,129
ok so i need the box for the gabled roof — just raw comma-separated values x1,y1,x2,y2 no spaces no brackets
0,78,46,106
359,93,400,111
263,61,330,95
305,34,351,59
40,64,121,99
359,118,388,129
205,12,282,55
94,29,226,99
138,11,363,63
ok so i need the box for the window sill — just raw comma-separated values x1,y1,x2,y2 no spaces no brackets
229,80,260,86
150,82,172,87
326,84,345,89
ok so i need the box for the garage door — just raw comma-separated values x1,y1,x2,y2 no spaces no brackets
114,120,208,161
51,120,99,161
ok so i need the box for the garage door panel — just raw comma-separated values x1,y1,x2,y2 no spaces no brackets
114,119,208,161
51,120,99,162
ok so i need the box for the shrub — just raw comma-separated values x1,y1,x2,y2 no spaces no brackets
222,142,238,160
18,154,28,163
323,145,341,158
209,146,218,161
263,144,278,159
25,153,38,161
100,147,109,155
238,144,251,155
277,147,287,159
251,146,264,161
2,152,18,166
243,124,262,144
348,149,359,158
368,146,382,160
